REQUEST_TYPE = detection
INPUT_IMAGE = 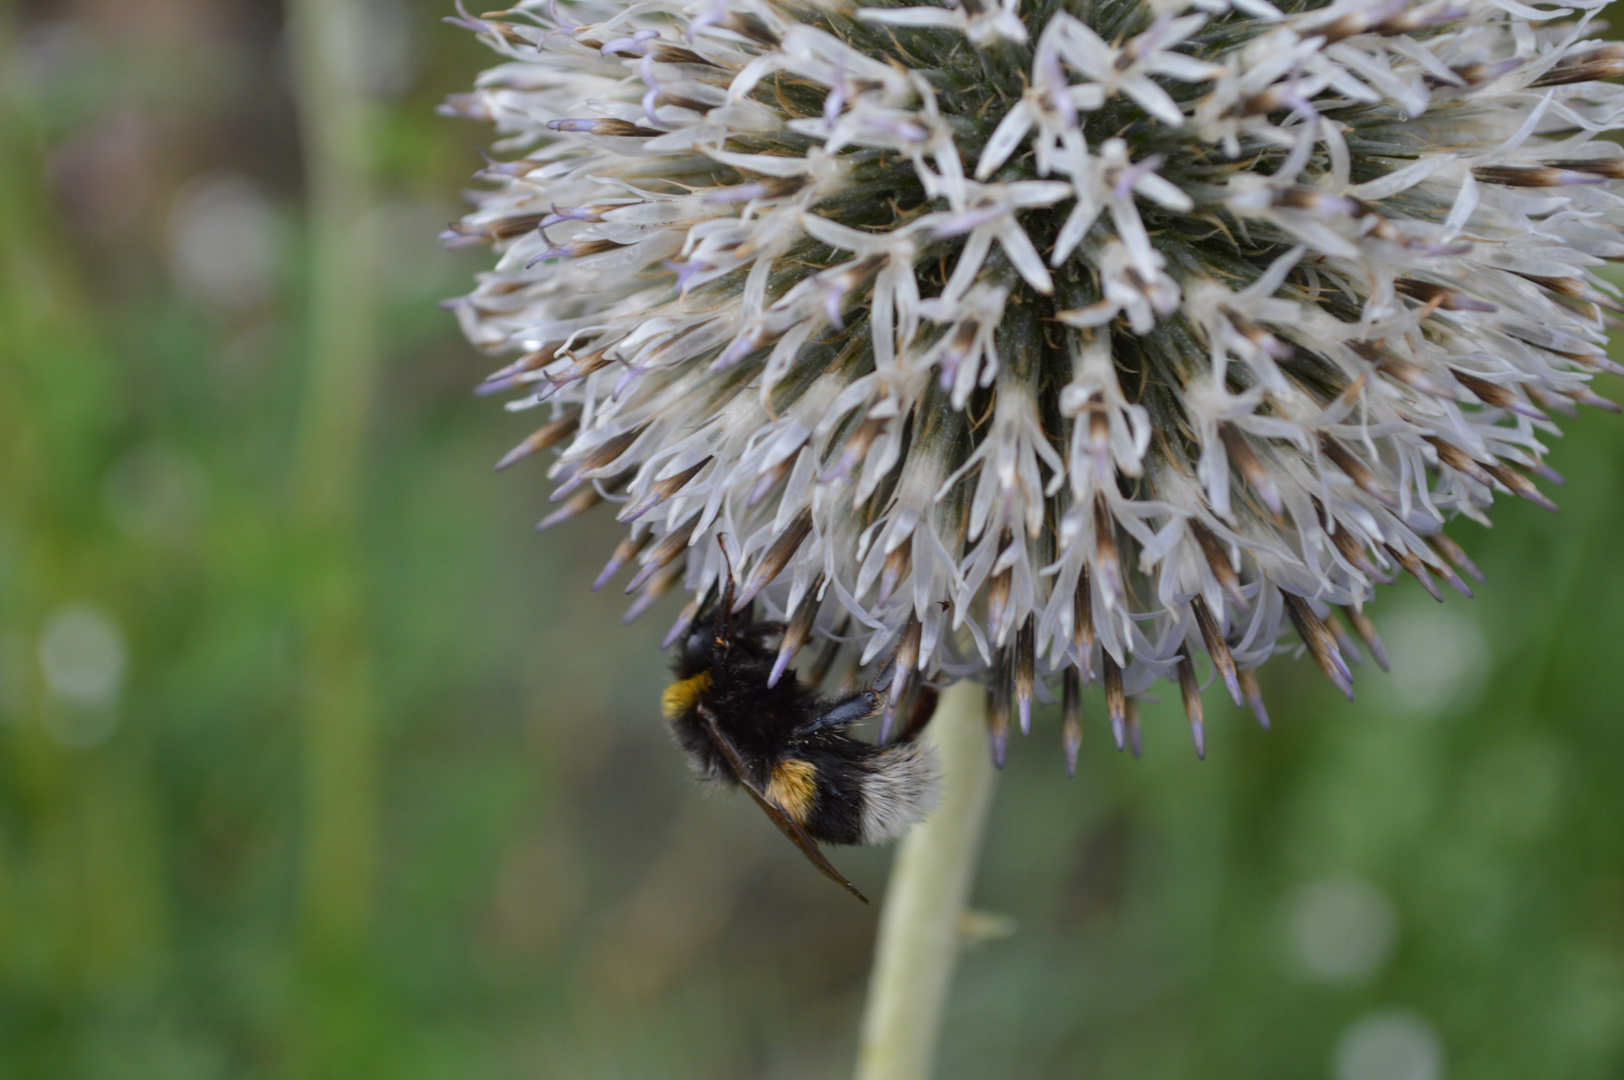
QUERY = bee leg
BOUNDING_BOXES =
[870,654,897,693]
[715,534,737,643]
[697,703,869,903]
[795,689,879,736]
[897,684,940,744]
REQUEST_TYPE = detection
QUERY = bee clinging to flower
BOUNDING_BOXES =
[444,0,1624,765]
[662,544,939,900]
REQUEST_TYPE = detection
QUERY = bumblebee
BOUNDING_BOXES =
[663,570,940,902]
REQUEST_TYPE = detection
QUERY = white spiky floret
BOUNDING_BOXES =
[443,0,1624,768]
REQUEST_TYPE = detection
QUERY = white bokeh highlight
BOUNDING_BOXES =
[38,603,127,747]
[1335,1009,1445,1080]
[1379,606,1490,717]
[168,173,280,312]
[1286,874,1398,983]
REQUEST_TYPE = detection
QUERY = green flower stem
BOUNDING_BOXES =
[287,0,381,957]
[855,679,997,1080]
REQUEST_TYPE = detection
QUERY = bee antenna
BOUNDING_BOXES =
[715,533,737,646]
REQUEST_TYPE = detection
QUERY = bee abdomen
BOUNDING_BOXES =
[855,742,939,844]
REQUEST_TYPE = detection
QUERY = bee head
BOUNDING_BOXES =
[682,623,718,667]
[676,605,778,675]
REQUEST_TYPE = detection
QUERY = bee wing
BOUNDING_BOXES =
[697,705,869,904]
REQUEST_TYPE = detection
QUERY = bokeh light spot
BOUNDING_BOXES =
[1286,874,1398,983]
[1334,1010,1444,1080]
[38,603,126,712]
[1377,606,1489,717]
[168,173,280,312]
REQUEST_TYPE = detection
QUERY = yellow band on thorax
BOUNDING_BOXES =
[661,671,713,720]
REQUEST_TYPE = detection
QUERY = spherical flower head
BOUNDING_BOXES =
[443,0,1623,766]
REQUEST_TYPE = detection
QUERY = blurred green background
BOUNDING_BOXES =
[2,1,1623,1078]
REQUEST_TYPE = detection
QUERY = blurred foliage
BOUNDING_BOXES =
[0,1,1622,1078]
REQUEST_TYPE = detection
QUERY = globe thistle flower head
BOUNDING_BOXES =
[444,0,1623,766]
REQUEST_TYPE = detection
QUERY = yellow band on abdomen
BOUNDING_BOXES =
[767,758,818,825]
